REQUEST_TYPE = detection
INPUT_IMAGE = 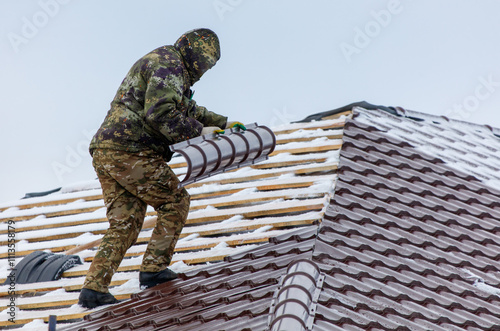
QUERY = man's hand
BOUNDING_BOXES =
[225,121,246,130]
[201,126,222,135]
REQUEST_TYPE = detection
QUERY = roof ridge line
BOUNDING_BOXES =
[352,106,500,137]
[266,259,325,331]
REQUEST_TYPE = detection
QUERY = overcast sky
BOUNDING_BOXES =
[1,0,500,203]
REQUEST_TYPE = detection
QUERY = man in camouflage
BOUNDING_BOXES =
[79,28,233,309]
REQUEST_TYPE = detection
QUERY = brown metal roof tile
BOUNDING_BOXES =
[63,107,500,330]
[312,110,500,329]
[68,224,319,331]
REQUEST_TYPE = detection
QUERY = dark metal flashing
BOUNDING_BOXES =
[5,251,82,284]
[294,101,397,123]
[22,187,61,199]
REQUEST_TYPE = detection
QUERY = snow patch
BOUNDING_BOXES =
[59,180,101,194]
[113,278,141,294]
[253,225,273,233]
[212,242,229,250]
[19,318,47,330]
[463,269,500,296]
[178,233,200,242]
[221,215,244,224]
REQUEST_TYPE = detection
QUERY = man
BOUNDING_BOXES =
[78,28,237,309]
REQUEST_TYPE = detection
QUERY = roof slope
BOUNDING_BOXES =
[3,104,500,330]
[69,106,500,330]
[67,226,319,330]
[314,108,500,329]
[0,117,342,329]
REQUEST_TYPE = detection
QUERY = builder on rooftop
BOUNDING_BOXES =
[78,28,244,309]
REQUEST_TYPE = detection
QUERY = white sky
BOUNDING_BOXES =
[1,0,500,203]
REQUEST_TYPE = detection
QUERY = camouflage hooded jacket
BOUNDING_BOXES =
[89,28,227,160]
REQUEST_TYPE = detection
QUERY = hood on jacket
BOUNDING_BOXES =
[174,28,221,85]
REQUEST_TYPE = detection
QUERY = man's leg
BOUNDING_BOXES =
[132,155,190,274]
[140,185,190,273]
[81,149,190,295]
[82,149,147,294]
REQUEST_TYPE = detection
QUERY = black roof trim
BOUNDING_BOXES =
[294,101,398,123]
[23,187,61,199]
[4,251,82,285]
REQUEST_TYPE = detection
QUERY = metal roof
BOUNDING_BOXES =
[3,104,500,330]
[66,106,500,330]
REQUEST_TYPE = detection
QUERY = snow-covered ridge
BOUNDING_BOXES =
[354,107,500,191]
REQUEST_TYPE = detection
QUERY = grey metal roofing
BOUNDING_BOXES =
[43,105,500,329]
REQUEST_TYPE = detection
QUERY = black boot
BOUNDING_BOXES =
[139,268,178,289]
[78,288,119,309]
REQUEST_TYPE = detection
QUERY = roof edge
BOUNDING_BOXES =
[293,101,397,123]
[352,105,500,138]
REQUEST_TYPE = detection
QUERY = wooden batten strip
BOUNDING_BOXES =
[4,199,316,258]
[0,311,103,327]
[186,163,337,188]
[0,229,108,245]
[0,278,129,297]
[270,143,342,156]
[189,189,325,210]
[0,206,104,222]
[1,173,334,239]
[0,217,108,236]
[276,133,343,144]
[250,157,328,169]
[1,157,336,225]
[63,241,261,277]
[186,198,326,224]
[272,121,345,135]
[1,192,327,258]
[96,215,320,259]
[0,194,102,214]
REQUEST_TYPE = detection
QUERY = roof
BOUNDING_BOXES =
[0,113,342,329]
[2,103,500,330]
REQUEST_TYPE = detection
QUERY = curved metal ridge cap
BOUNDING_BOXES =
[267,259,325,331]
[169,123,276,187]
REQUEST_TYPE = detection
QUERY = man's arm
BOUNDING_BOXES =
[186,98,227,129]
[142,67,204,144]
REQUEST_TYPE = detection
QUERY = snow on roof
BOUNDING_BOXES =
[354,107,500,188]
[0,115,344,328]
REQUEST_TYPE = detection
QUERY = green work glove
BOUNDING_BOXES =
[225,121,246,131]
[201,126,222,135]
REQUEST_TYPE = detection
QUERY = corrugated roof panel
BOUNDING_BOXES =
[6,105,500,329]
[66,226,318,330]
[313,112,500,329]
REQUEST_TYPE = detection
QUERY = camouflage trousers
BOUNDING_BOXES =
[83,148,190,293]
